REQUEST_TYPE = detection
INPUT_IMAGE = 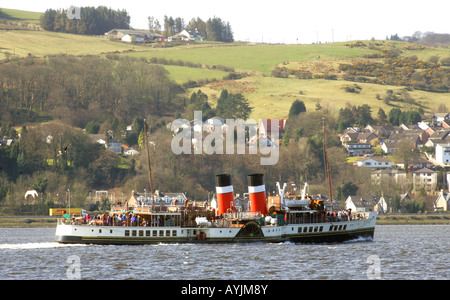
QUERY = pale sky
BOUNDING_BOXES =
[2,0,449,44]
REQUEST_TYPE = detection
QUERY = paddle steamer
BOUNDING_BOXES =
[55,119,377,245]
[55,173,376,245]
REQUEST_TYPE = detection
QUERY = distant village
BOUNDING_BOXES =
[260,112,450,213]
[4,111,449,214]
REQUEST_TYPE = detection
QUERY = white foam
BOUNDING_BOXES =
[0,242,87,250]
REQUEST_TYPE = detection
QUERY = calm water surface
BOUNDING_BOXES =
[0,225,448,280]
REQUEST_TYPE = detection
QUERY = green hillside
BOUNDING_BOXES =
[1,9,449,120]
[0,7,42,23]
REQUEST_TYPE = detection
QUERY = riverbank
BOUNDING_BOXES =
[376,214,450,225]
[0,214,449,228]
[0,216,58,228]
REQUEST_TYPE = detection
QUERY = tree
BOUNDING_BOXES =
[354,104,373,127]
[389,108,402,126]
[205,17,234,42]
[40,6,130,35]
[85,121,100,134]
[377,108,387,125]
[395,139,419,172]
[336,182,359,200]
[215,90,253,120]
[288,100,306,118]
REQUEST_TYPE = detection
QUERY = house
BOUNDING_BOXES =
[442,119,450,129]
[248,135,277,148]
[105,29,164,42]
[108,138,122,154]
[24,189,39,204]
[127,191,187,207]
[412,168,437,193]
[435,143,450,165]
[432,113,450,123]
[340,127,359,143]
[0,138,14,147]
[381,130,428,154]
[88,134,107,147]
[375,196,388,213]
[434,190,450,211]
[340,131,359,144]
[395,156,433,170]
[354,156,393,169]
[357,132,378,144]
[371,169,407,186]
[424,129,450,147]
[381,141,396,154]
[399,123,420,131]
[122,33,146,43]
[344,143,371,156]
[170,29,203,42]
[124,147,140,156]
[345,196,375,212]
[258,119,287,141]
[364,125,400,138]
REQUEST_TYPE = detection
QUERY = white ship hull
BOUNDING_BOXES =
[55,212,377,245]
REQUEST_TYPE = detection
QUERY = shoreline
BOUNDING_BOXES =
[0,214,449,228]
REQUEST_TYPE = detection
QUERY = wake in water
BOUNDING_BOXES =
[0,242,87,250]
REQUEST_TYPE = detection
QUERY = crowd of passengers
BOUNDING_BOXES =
[327,209,352,221]
[68,212,172,227]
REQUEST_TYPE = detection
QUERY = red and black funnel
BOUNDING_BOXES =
[248,173,267,216]
[215,174,235,215]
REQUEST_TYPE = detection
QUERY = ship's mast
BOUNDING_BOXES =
[323,118,333,213]
[144,119,155,211]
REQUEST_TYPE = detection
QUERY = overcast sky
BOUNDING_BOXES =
[2,0,449,44]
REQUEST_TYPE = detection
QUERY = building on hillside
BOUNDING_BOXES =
[105,29,164,42]
[258,119,287,142]
[435,143,450,165]
[375,196,389,214]
[170,29,203,42]
[412,168,437,194]
[371,169,408,186]
[353,156,393,169]
[345,196,376,212]
[122,33,146,43]
[434,190,450,211]
[345,143,372,156]
[108,138,122,154]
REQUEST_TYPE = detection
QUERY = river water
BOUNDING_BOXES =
[0,225,448,280]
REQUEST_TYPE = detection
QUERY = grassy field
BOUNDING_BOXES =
[1,8,449,120]
[376,214,450,225]
[0,216,58,228]
[0,30,152,60]
[128,42,373,74]
[0,7,42,24]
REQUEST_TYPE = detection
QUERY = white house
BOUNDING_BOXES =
[434,190,450,211]
[375,196,388,213]
[354,156,393,169]
[345,196,375,212]
[170,29,203,42]
[124,147,140,156]
[122,34,145,43]
[435,143,450,165]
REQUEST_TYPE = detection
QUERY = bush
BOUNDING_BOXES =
[343,84,362,94]
[441,57,450,66]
